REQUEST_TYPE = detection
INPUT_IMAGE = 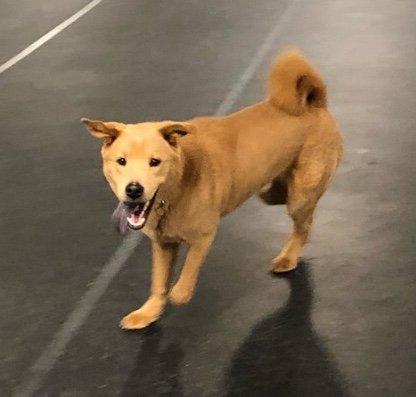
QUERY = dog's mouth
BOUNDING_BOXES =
[111,192,158,234]
[125,192,158,230]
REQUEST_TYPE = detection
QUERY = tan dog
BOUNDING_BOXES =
[82,49,342,330]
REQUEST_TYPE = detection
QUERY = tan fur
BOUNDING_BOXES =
[83,49,342,329]
[268,48,327,115]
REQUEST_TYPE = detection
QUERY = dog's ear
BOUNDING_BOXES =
[81,118,124,144]
[160,123,194,147]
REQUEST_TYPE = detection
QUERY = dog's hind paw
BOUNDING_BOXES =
[120,310,158,330]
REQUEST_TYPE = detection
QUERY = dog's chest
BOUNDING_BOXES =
[141,210,186,243]
[159,216,188,243]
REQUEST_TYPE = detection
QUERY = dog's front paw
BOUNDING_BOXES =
[169,284,193,305]
[120,309,158,330]
[271,256,298,273]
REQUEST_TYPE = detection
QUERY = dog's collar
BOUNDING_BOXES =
[154,198,170,234]
[157,199,167,210]
[155,198,168,216]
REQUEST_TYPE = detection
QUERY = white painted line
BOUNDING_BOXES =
[215,0,301,116]
[13,1,299,394]
[13,232,142,397]
[0,0,103,75]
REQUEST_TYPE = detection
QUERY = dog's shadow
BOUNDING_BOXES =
[120,262,348,397]
[224,261,349,397]
[120,326,184,397]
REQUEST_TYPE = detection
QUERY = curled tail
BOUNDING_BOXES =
[268,49,327,116]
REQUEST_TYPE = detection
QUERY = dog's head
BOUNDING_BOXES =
[82,118,192,230]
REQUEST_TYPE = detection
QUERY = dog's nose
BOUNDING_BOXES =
[125,182,144,200]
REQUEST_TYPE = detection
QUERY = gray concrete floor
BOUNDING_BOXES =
[1,0,415,396]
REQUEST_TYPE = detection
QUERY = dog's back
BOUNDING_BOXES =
[187,49,341,213]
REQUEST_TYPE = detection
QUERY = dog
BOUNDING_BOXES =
[82,49,342,330]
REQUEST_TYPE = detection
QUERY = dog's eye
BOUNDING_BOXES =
[149,158,161,167]
[117,157,126,166]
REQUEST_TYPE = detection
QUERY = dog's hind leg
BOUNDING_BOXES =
[272,150,339,273]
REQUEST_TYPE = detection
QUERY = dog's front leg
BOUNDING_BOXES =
[120,240,178,330]
[169,233,216,305]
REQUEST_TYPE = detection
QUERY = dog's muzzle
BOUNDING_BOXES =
[111,192,158,234]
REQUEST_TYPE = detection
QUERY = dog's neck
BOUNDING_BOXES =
[156,142,203,212]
